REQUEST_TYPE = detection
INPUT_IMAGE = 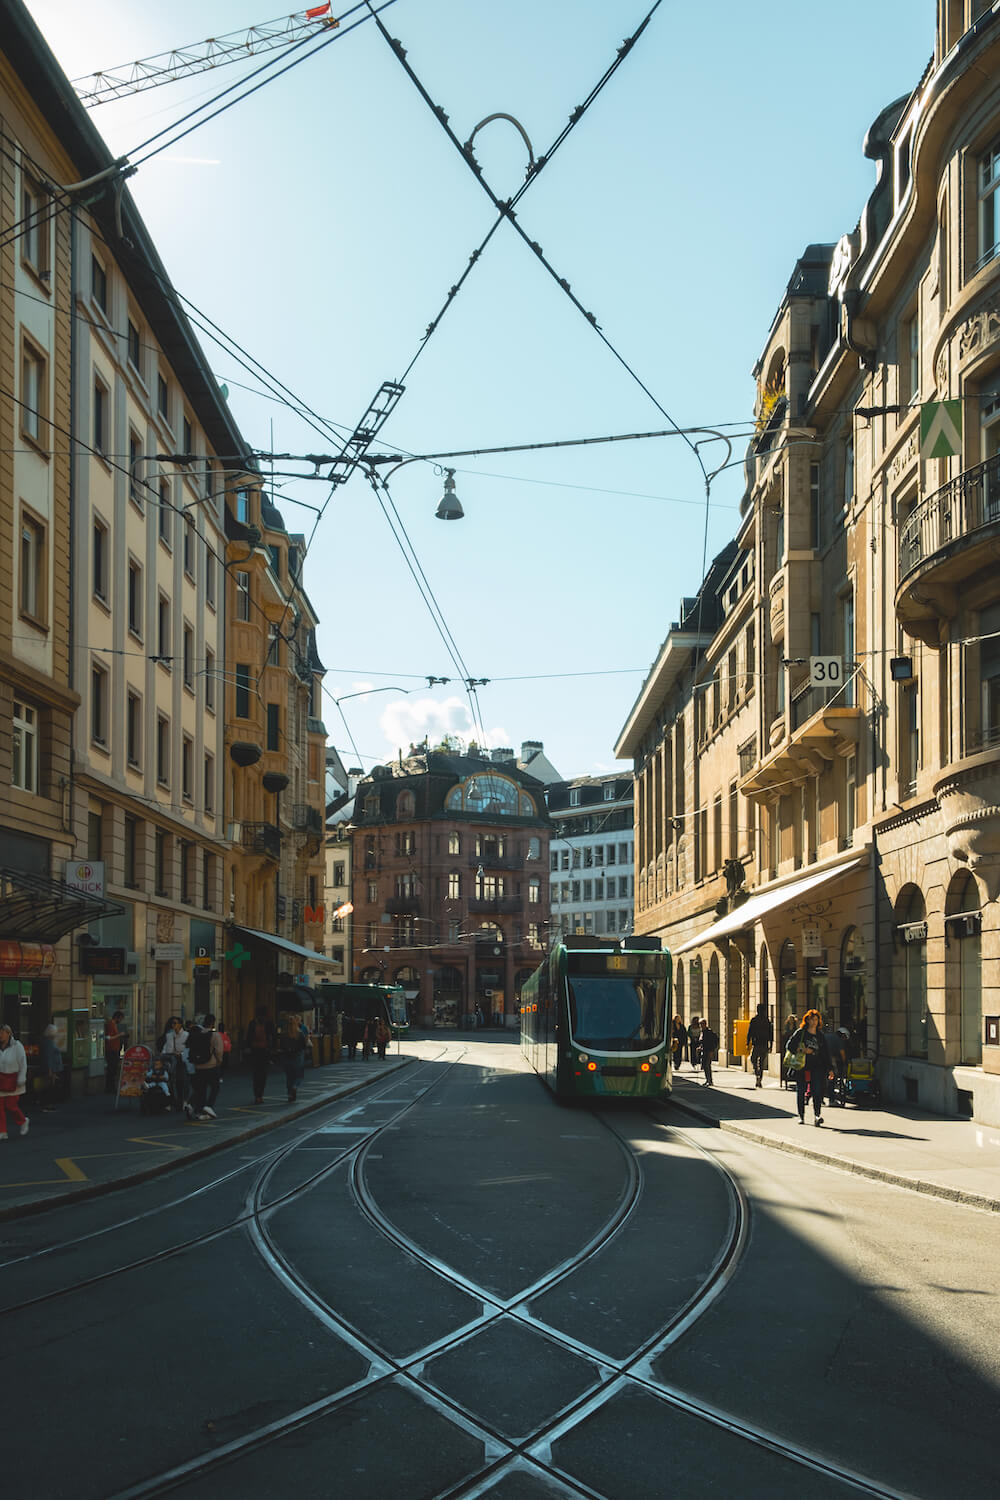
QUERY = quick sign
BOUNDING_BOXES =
[64,859,105,899]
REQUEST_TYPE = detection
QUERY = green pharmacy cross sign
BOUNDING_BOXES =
[920,400,963,459]
[224,942,251,970]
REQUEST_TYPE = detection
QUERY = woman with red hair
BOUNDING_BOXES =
[786,1009,833,1127]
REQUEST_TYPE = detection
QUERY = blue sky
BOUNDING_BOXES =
[29,0,934,778]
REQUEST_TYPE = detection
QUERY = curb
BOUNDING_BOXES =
[0,1056,415,1225]
[665,1095,1000,1216]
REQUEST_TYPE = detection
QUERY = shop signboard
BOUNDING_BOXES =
[153,944,184,962]
[64,859,105,899]
[116,1044,151,1107]
[800,925,823,960]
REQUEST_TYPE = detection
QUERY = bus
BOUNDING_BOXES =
[521,937,671,1101]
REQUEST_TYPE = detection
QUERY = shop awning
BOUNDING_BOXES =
[673,854,868,956]
[0,867,124,943]
[232,925,338,966]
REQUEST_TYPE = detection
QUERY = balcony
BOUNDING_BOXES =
[240,822,281,861]
[897,454,1000,646]
[739,704,863,804]
[469,896,521,915]
[385,895,420,916]
[468,853,524,871]
[291,804,324,837]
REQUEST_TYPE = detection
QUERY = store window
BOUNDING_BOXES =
[896,887,928,1059]
[778,939,798,1021]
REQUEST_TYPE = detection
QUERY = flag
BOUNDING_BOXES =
[305,3,333,18]
[333,901,353,919]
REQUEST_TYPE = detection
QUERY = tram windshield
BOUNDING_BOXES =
[567,975,665,1051]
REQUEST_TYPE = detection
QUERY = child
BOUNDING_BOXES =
[141,1057,172,1115]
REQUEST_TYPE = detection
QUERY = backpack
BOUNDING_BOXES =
[250,1021,269,1050]
[187,1027,213,1066]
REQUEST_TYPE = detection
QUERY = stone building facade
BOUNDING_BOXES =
[618,0,1000,1126]
[547,774,635,942]
[349,748,551,1026]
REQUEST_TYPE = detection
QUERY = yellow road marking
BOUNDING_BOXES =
[127,1137,187,1151]
[54,1157,87,1182]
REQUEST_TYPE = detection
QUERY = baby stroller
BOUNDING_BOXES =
[840,1057,881,1107]
[140,1061,173,1115]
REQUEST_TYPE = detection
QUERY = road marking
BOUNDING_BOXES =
[55,1157,87,1182]
[127,1137,187,1151]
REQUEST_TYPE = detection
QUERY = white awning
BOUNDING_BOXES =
[673,854,868,955]
[233,926,338,966]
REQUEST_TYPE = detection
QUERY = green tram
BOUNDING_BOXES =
[520,937,672,1101]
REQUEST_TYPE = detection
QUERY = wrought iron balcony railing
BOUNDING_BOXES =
[898,453,1000,582]
[240,822,281,860]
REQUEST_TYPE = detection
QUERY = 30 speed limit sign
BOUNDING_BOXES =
[810,656,843,687]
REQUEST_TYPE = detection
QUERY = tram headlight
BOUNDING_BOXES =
[578,1053,589,1063]
[649,1055,659,1065]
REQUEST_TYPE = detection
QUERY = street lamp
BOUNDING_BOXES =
[435,469,463,521]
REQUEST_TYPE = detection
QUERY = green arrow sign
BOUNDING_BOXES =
[223,942,251,970]
[920,400,962,459]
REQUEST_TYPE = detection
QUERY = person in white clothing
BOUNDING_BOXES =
[160,1015,189,1112]
[0,1023,29,1139]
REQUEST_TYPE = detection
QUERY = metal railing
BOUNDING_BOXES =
[240,822,281,860]
[898,453,1000,581]
[291,804,323,836]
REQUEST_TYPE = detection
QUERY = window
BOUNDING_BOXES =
[91,661,109,746]
[93,519,109,603]
[156,715,170,786]
[606,845,616,866]
[12,700,38,792]
[203,460,213,501]
[236,571,250,621]
[618,843,629,864]
[183,624,194,689]
[204,753,215,813]
[569,787,581,806]
[843,438,854,511]
[129,431,144,509]
[267,624,281,666]
[203,852,216,911]
[20,338,46,446]
[333,861,346,887]
[844,752,857,843]
[367,880,378,905]
[127,319,141,375]
[158,479,171,544]
[19,511,46,625]
[183,516,195,578]
[127,558,143,638]
[978,138,1000,273]
[93,376,109,456]
[809,463,821,549]
[236,489,251,524]
[126,691,142,767]
[157,374,169,420]
[91,255,107,312]
[528,923,540,947]
[267,544,282,578]
[900,685,920,799]
[901,307,919,403]
[21,172,49,279]
[266,703,280,751]
[124,816,138,887]
[180,842,192,903]
[448,871,461,899]
[205,648,216,711]
[182,736,193,802]
[235,664,251,719]
[157,594,171,665]
[183,417,193,458]
[155,829,169,896]
[842,591,855,707]
[582,879,592,901]
[205,551,216,609]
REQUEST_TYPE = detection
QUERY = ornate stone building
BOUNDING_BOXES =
[618,0,1000,1125]
[349,747,552,1026]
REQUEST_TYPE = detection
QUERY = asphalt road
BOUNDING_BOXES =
[7,1035,999,1499]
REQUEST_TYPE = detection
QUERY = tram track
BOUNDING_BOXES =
[33,1050,921,1500]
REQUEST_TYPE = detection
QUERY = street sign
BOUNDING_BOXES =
[801,925,823,959]
[920,400,962,458]
[810,656,843,688]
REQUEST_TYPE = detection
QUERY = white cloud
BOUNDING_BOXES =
[379,695,512,757]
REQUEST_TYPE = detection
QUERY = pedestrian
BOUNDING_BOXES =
[785,1008,834,1126]
[40,1023,65,1110]
[827,1026,851,1106]
[361,1018,372,1062]
[779,1013,799,1088]
[699,1017,719,1086]
[746,1003,773,1089]
[375,1015,390,1060]
[688,1016,701,1071]
[218,1022,232,1075]
[104,1009,125,1093]
[342,1015,363,1061]
[670,1015,686,1070]
[245,1007,276,1104]
[186,1014,223,1120]
[160,1016,189,1112]
[278,1013,307,1102]
[0,1023,29,1138]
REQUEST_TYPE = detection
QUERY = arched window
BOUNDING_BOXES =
[779,939,798,1020]
[946,872,982,1066]
[896,887,927,1059]
[445,774,527,816]
[396,789,415,817]
[840,927,866,1048]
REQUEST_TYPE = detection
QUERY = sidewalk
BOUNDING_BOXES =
[668,1061,1000,1213]
[0,1049,414,1222]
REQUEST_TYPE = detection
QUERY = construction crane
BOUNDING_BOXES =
[72,5,339,107]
